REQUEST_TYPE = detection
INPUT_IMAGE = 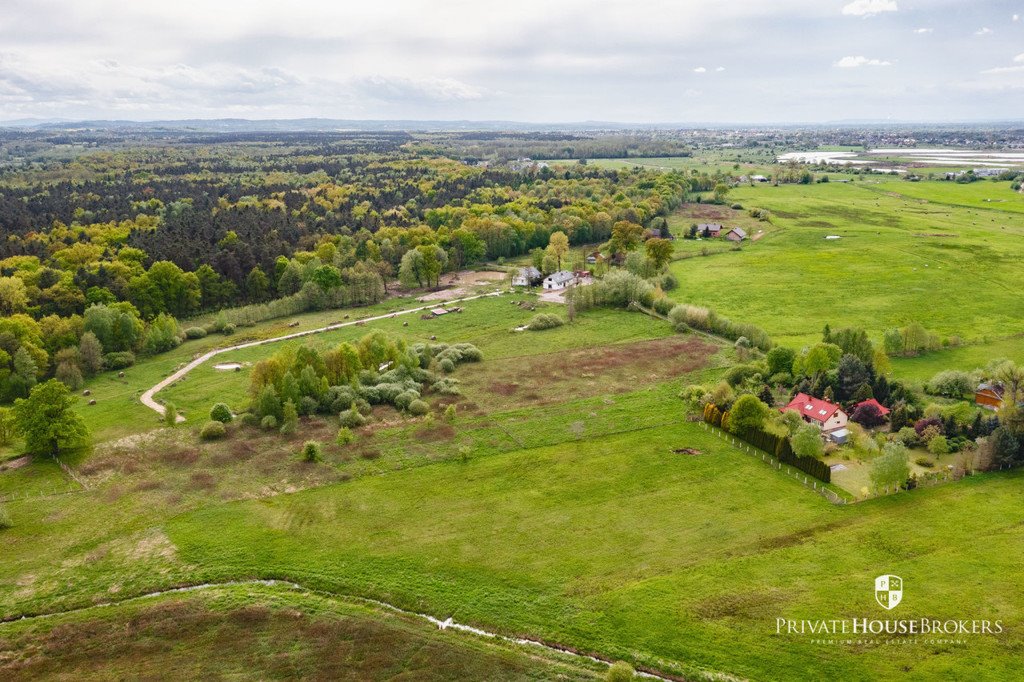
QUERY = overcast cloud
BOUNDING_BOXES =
[1,0,1023,123]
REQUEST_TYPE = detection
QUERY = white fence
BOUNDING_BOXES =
[700,421,847,505]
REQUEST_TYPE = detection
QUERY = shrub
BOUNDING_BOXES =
[527,313,564,331]
[200,420,226,440]
[336,427,354,445]
[222,323,236,335]
[915,456,935,467]
[301,440,322,463]
[163,402,178,427]
[339,406,367,429]
[438,358,456,373]
[55,361,84,391]
[260,415,278,430]
[280,400,299,435]
[239,412,260,428]
[444,404,457,422]
[431,377,462,396]
[184,326,208,339]
[407,399,430,416]
[928,435,950,456]
[394,390,419,411]
[209,403,233,423]
[925,370,973,398]
[103,351,136,369]
[606,661,635,682]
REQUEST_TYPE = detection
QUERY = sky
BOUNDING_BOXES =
[1,0,1023,124]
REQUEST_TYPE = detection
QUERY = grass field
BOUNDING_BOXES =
[162,426,1024,681]
[2,289,1022,680]
[4,171,1024,681]
[0,583,601,680]
[667,179,1024,365]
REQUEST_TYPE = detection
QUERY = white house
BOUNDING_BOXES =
[512,266,541,287]
[782,393,849,433]
[542,270,576,290]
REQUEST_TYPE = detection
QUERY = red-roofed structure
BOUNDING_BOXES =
[854,398,890,417]
[782,392,849,432]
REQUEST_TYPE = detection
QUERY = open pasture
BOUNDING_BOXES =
[669,179,1024,356]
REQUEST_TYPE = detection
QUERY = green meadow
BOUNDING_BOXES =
[668,178,1024,371]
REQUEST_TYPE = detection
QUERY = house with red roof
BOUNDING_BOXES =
[853,398,890,418]
[782,392,849,433]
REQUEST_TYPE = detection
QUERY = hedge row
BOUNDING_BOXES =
[703,404,830,483]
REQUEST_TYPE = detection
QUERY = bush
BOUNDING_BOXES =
[339,406,367,429]
[163,402,178,427]
[407,399,430,416]
[103,351,136,369]
[438,358,456,373]
[925,370,973,398]
[222,323,236,335]
[301,440,322,463]
[606,661,635,682]
[260,415,279,430]
[394,390,419,411]
[915,456,935,467]
[184,326,208,339]
[336,427,355,445]
[444,404,457,422]
[527,313,564,331]
[239,412,260,428]
[209,403,233,423]
[200,420,226,440]
[280,400,298,435]
[928,434,950,456]
[431,377,462,396]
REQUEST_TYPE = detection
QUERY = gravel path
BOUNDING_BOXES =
[139,291,503,417]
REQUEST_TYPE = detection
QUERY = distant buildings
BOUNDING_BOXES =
[725,227,747,242]
[512,266,541,287]
[697,223,722,238]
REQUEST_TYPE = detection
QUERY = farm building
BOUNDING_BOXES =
[542,270,577,290]
[512,266,541,287]
[854,398,890,419]
[698,223,722,238]
[725,227,747,242]
[782,393,848,433]
[975,382,1005,409]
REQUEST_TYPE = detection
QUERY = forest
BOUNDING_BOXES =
[0,131,692,403]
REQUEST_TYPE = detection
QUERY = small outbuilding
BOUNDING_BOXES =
[853,398,890,418]
[828,428,851,445]
[725,227,748,242]
[697,223,722,238]
[975,382,1004,410]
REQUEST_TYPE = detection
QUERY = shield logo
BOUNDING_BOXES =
[874,575,903,610]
